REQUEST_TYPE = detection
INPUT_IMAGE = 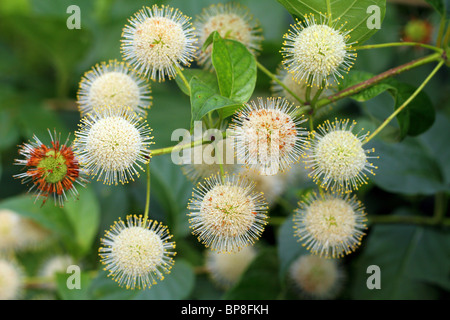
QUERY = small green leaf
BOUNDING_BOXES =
[339,71,435,138]
[189,76,241,129]
[277,0,387,44]
[211,32,257,103]
[175,68,219,96]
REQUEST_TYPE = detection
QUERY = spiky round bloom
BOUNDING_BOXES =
[289,254,343,299]
[14,130,86,207]
[194,3,263,70]
[302,119,377,193]
[188,174,268,253]
[121,5,197,82]
[230,97,307,176]
[180,138,236,182]
[39,255,74,278]
[0,258,23,300]
[74,107,153,185]
[206,245,257,289]
[271,66,324,104]
[239,167,287,207]
[0,209,50,252]
[77,59,152,116]
[293,191,367,258]
[99,215,176,290]
[281,14,356,87]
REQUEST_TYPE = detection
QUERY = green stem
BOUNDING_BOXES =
[256,60,306,106]
[326,0,332,25]
[436,17,446,47]
[443,24,450,47]
[353,41,442,53]
[432,192,447,225]
[150,131,227,157]
[143,162,151,221]
[316,52,442,109]
[175,65,190,95]
[368,215,450,227]
[364,59,445,144]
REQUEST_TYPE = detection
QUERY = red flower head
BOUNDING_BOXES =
[14,130,86,207]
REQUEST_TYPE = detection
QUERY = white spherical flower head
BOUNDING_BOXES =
[0,209,21,251]
[240,168,288,207]
[289,254,343,299]
[231,97,307,176]
[181,138,236,182]
[194,3,262,69]
[121,5,197,82]
[0,209,50,252]
[99,215,176,290]
[303,119,378,193]
[0,259,23,300]
[293,192,367,258]
[206,246,257,289]
[282,14,356,87]
[188,174,268,253]
[77,60,151,116]
[74,107,153,185]
[40,255,74,278]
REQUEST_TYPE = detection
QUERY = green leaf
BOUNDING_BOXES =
[63,186,101,257]
[370,138,446,195]
[425,0,450,19]
[88,261,195,301]
[418,113,450,187]
[223,247,281,300]
[211,32,257,103]
[350,211,450,299]
[56,271,93,300]
[338,70,393,102]
[189,76,241,129]
[277,214,310,280]
[0,194,74,241]
[277,0,386,44]
[338,71,435,138]
[134,259,195,300]
[390,83,435,138]
[149,155,194,238]
[175,68,219,96]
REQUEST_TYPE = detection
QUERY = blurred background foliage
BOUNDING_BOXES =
[0,0,449,300]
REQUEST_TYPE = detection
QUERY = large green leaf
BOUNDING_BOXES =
[350,210,450,299]
[56,271,94,300]
[370,138,445,195]
[223,247,281,300]
[277,0,386,44]
[277,214,310,280]
[88,259,195,300]
[134,259,195,300]
[211,32,257,103]
[425,0,450,19]
[63,186,101,257]
[149,155,194,238]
